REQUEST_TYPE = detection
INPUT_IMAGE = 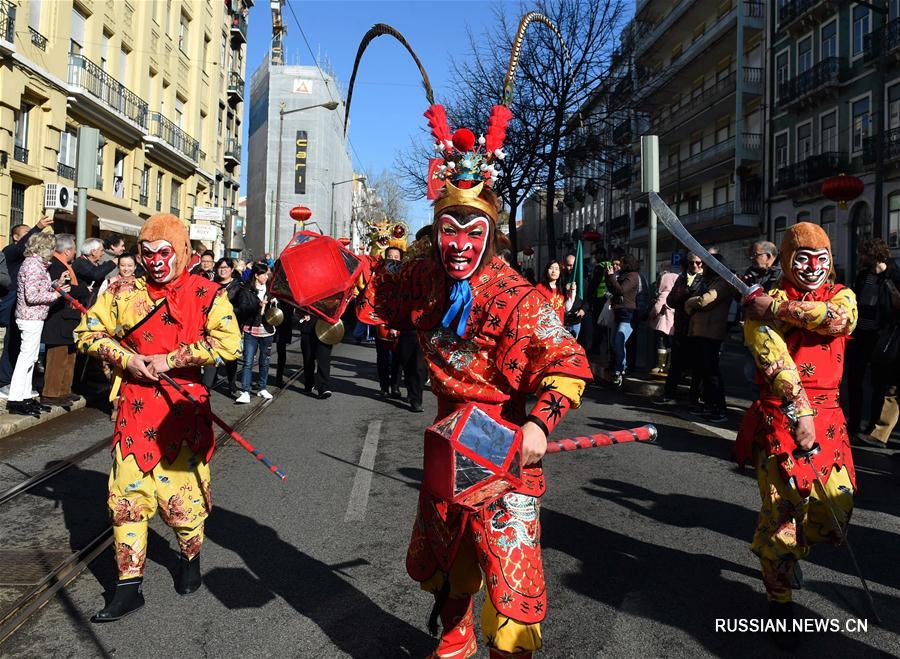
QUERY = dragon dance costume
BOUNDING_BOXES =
[75,214,241,622]
[349,16,590,657]
[735,222,857,607]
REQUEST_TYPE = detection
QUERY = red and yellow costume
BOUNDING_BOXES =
[735,222,857,604]
[75,214,241,619]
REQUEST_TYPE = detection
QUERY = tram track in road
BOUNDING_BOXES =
[0,361,306,647]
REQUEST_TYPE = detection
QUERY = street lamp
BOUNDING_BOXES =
[273,99,340,253]
[330,176,364,237]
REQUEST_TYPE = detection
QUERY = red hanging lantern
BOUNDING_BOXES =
[337,236,351,246]
[289,205,313,223]
[522,246,535,256]
[821,174,864,209]
[582,230,602,242]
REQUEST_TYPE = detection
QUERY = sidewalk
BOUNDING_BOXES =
[0,395,88,440]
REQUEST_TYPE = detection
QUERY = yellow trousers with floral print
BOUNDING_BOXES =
[421,529,542,656]
[108,442,211,580]
[751,449,853,603]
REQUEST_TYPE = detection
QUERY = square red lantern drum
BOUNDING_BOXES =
[269,231,365,324]
[423,403,524,510]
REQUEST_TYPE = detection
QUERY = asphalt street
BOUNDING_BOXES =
[1,339,899,658]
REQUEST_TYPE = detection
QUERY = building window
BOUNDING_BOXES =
[821,111,838,152]
[156,172,163,211]
[889,195,900,248]
[179,13,189,52]
[798,36,812,73]
[96,144,104,189]
[852,97,871,152]
[175,97,185,129]
[853,5,871,58]
[100,31,109,72]
[14,103,31,155]
[10,183,26,225]
[889,84,900,130]
[821,205,837,247]
[821,20,837,59]
[797,211,811,223]
[70,8,86,55]
[775,51,789,99]
[775,131,788,170]
[119,47,129,86]
[690,133,703,156]
[171,179,182,215]
[140,165,150,206]
[58,127,77,170]
[113,151,125,198]
[28,0,41,30]
[668,148,679,168]
[797,122,813,160]
[716,118,730,143]
[774,216,788,246]
[713,180,729,205]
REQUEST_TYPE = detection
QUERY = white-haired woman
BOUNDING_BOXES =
[8,233,70,417]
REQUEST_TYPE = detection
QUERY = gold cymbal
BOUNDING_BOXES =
[315,319,345,345]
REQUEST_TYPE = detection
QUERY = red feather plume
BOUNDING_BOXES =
[485,105,513,152]
[424,104,453,147]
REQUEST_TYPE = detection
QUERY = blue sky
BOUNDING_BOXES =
[240,1,516,233]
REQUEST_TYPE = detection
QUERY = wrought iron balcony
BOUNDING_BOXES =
[57,162,75,179]
[742,132,762,156]
[676,136,735,178]
[28,26,47,50]
[224,137,240,166]
[775,151,846,191]
[864,18,900,62]
[778,0,825,32]
[610,213,630,233]
[227,71,244,103]
[612,120,631,145]
[148,112,200,162]
[13,145,27,163]
[777,57,845,108]
[863,128,900,164]
[0,0,14,45]
[655,72,736,134]
[230,12,247,44]
[68,54,149,128]
[680,201,735,226]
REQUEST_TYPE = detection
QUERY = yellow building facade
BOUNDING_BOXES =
[0,0,249,249]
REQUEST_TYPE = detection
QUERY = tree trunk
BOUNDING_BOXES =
[545,132,561,261]
[507,192,519,270]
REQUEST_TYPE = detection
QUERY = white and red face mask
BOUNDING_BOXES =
[437,214,490,281]
[791,248,831,290]
[140,239,178,283]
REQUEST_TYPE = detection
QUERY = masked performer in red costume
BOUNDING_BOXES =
[75,214,241,622]
[737,222,857,644]
[349,17,591,659]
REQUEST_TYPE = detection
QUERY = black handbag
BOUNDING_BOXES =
[874,323,900,365]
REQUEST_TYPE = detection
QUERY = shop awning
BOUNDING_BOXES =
[86,199,144,237]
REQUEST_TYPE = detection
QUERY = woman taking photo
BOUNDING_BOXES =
[605,254,641,387]
[233,262,276,403]
[536,261,566,323]
[9,233,69,417]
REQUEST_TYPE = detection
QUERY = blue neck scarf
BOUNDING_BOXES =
[442,279,473,337]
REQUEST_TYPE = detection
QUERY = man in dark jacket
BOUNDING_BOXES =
[0,215,53,392]
[845,238,900,439]
[41,234,90,405]
[741,240,782,292]
[73,238,116,305]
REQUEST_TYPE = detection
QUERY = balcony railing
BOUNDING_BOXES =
[171,206,181,217]
[681,201,735,226]
[612,120,631,144]
[743,132,762,154]
[863,128,900,164]
[635,0,691,56]
[57,162,75,179]
[148,112,200,161]
[864,17,900,62]
[777,57,845,107]
[0,0,14,44]
[656,71,736,134]
[224,137,240,163]
[227,70,244,99]
[744,66,763,86]
[744,1,763,17]
[230,12,247,43]
[13,145,27,163]
[778,0,821,31]
[776,151,846,191]
[139,193,148,206]
[29,26,47,50]
[68,54,149,128]
[671,136,736,179]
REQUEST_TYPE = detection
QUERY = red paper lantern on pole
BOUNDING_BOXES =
[522,246,535,256]
[821,174,864,209]
[582,230,602,242]
[289,205,313,223]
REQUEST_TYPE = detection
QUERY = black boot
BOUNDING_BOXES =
[767,600,800,651]
[389,386,402,399]
[91,577,145,623]
[7,401,40,418]
[176,554,202,595]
